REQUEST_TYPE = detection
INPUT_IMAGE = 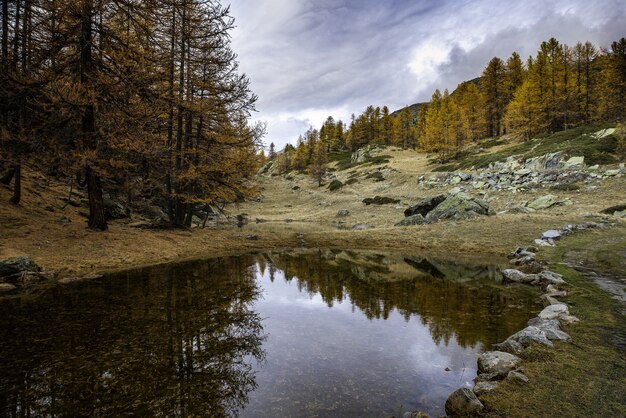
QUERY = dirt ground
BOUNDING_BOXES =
[1,147,624,278]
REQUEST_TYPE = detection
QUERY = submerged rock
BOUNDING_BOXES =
[478,351,522,375]
[445,387,484,417]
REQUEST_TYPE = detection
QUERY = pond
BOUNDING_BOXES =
[0,250,542,417]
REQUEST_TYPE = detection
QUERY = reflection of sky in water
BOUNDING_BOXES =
[242,265,481,418]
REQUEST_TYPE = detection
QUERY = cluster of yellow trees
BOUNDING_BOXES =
[273,37,626,170]
[0,0,262,230]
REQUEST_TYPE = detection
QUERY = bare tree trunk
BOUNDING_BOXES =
[165,3,176,227]
[80,0,106,231]
[1,0,8,67]
[86,165,106,230]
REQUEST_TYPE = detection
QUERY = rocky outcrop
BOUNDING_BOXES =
[445,387,484,417]
[404,195,446,217]
[397,193,494,226]
[425,193,494,221]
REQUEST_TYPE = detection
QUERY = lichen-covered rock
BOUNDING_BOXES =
[478,351,522,375]
[493,338,525,356]
[445,387,484,417]
[502,269,539,285]
[425,193,494,221]
[0,256,40,278]
[538,270,566,286]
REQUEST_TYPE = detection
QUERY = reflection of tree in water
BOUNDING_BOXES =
[0,257,265,417]
[261,250,541,349]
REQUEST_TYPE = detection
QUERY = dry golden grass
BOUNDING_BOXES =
[1,149,625,279]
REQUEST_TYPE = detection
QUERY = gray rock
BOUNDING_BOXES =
[473,381,499,395]
[0,256,40,278]
[507,371,530,384]
[395,214,428,227]
[541,230,563,241]
[245,235,261,241]
[534,238,555,247]
[478,351,522,375]
[538,303,569,320]
[337,209,350,217]
[502,269,539,285]
[539,270,566,286]
[527,317,572,342]
[507,326,553,347]
[493,339,525,356]
[559,314,580,325]
[528,195,561,210]
[445,387,484,417]
[404,195,446,217]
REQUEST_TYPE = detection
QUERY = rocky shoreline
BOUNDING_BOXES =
[438,220,615,418]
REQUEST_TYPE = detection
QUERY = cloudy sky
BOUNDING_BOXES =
[229,0,626,150]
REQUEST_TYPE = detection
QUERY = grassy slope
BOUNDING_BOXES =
[436,124,618,171]
[482,226,626,418]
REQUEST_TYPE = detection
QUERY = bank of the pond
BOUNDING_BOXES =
[476,226,626,418]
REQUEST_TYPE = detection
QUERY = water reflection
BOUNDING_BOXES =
[0,250,541,417]
[0,257,265,417]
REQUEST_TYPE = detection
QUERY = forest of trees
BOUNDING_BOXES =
[0,0,263,230]
[270,37,626,173]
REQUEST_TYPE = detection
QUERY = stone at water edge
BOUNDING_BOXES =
[527,317,572,342]
[445,387,484,417]
[502,269,539,285]
[538,303,569,320]
[539,270,566,286]
[493,338,525,356]
[473,381,499,395]
[506,326,553,348]
[478,351,522,375]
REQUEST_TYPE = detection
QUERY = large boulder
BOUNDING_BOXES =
[477,351,522,375]
[0,256,40,278]
[425,193,494,222]
[445,387,484,417]
[404,195,446,217]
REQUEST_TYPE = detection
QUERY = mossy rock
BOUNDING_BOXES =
[328,180,344,191]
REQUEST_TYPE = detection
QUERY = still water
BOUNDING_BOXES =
[0,250,542,417]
